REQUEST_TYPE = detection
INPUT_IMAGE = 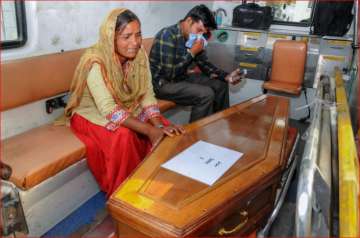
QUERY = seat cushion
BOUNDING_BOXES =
[263,81,302,95]
[2,99,175,190]
[1,125,86,190]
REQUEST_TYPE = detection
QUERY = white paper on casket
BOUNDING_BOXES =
[161,140,243,186]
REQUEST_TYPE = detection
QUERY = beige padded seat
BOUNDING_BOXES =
[1,125,86,190]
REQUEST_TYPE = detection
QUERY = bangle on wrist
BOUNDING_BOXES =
[187,49,195,58]
[155,124,164,129]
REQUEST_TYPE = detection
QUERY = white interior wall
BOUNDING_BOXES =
[2,1,213,61]
[1,1,214,139]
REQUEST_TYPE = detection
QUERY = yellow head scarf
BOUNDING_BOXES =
[65,8,149,117]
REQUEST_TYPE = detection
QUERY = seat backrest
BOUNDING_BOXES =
[1,38,155,112]
[142,38,154,56]
[270,40,307,86]
[1,49,85,111]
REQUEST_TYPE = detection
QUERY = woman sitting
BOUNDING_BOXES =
[65,8,184,197]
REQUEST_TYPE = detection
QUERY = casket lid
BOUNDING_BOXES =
[108,95,289,237]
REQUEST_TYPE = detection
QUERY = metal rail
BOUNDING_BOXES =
[336,68,360,237]
[257,133,300,237]
[295,76,328,236]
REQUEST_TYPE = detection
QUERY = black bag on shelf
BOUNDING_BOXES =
[232,3,273,30]
[312,1,354,36]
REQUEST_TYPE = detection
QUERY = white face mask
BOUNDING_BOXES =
[185,33,208,49]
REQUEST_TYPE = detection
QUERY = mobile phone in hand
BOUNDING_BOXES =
[239,68,247,76]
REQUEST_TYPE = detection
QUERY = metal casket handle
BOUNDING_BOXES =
[218,210,249,236]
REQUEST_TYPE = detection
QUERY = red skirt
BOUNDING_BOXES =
[71,113,167,197]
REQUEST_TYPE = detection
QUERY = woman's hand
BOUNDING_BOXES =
[147,124,185,150]
[147,127,164,146]
[147,123,185,148]
[162,124,185,137]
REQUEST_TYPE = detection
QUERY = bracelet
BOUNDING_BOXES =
[155,124,164,129]
[187,49,195,58]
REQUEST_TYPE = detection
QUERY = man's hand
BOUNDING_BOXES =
[189,39,204,56]
[225,68,244,85]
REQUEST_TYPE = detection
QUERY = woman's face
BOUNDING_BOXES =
[115,20,142,63]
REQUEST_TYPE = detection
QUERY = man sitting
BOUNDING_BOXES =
[149,4,243,122]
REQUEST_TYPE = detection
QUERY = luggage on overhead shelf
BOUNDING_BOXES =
[232,3,273,30]
[312,1,354,36]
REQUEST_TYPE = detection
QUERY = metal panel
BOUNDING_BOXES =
[236,31,267,48]
[210,29,238,45]
[237,62,267,81]
[295,75,337,236]
[314,55,349,88]
[295,36,321,88]
[313,39,353,88]
[320,39,352,57]
[207,43,237,73]
[295,76,325,236]
[208,28,353,93]
[235,46,265,64]
[265,33,292,49]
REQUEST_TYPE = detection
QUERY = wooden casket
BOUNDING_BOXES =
[108,95,290,237]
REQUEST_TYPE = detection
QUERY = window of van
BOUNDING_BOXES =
[1,1,27,49]
[258,1,314,26]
